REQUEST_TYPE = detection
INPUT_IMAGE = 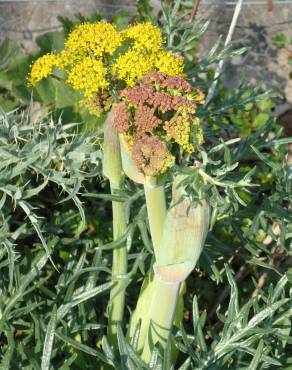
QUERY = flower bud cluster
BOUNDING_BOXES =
[132,136,173,177]
[113,72,205,176]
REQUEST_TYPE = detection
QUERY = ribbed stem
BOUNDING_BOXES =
[108,181,127,345]
[126,183,166,350]
[144,183,166,255]
[141,279,180,362]
[102,111,128,346]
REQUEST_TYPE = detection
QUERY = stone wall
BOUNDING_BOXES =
[0,0,136,52]
[196,2,292,102]
[0,1,291,102]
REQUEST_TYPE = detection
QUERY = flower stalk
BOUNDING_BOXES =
[141,175,210,362]
[127,181,167,351]
[141,279,180,361]
[28,17,214,365]
[103,111,127,346]
[116,73,206,356]
[108,181,127,344]
[144,179,167,254]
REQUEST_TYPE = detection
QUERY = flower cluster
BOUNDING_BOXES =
[29,53,59,85]
[66,57,109,98]
[122,22,163,52]
[112,49,184,88]
[111,50,155,88]
[132,136,173,177]
[82,91,114,117]
[113,72,205,176]
[64,22,122,58]
[28,21,184,116]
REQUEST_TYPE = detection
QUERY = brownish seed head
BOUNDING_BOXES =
[132,136,172,176]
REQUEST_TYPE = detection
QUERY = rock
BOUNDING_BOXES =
[0,0,136,52]
[195,2,292,102]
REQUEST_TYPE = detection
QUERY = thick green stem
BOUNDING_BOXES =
[102,111,127,346]
[140,176,210,363]
[127,183,166,350]
[108,181,127,344]
[144,183,166,255]
[141,279,180,362]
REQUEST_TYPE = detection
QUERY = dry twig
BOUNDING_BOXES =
[252,272,267,298]
[205,0,244,105]
[189,0,201,22]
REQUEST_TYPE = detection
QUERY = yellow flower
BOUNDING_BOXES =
[112,49,155,87]
[112,48,185,87]
[66,57,109,98]
[65,22,122,58]
[57,49,81,70]
[160,152,175,174]
[122,132,135,151]
[155,50,185,77]
[122,22,163,52]
[28,53,58,85]
[196,126,204,145]
[28,20,188,123]
[164,112,195,153]
[82,92,114,117]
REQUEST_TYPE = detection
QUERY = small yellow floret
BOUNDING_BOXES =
[160,153,175,174]
[122,132,135,152]
[164,113,195,153]
[112,48,185,86]
[67,57,109,98]
[65,22,122,58]
[29,53,58,85]
[123,22,163,52]
[112,49,155,87]
[81,92,114,117]
[155,50,185,77]
[57,49,81,69]
[196,126,204,145]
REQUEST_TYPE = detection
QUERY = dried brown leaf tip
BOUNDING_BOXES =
[113,71,205,176]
